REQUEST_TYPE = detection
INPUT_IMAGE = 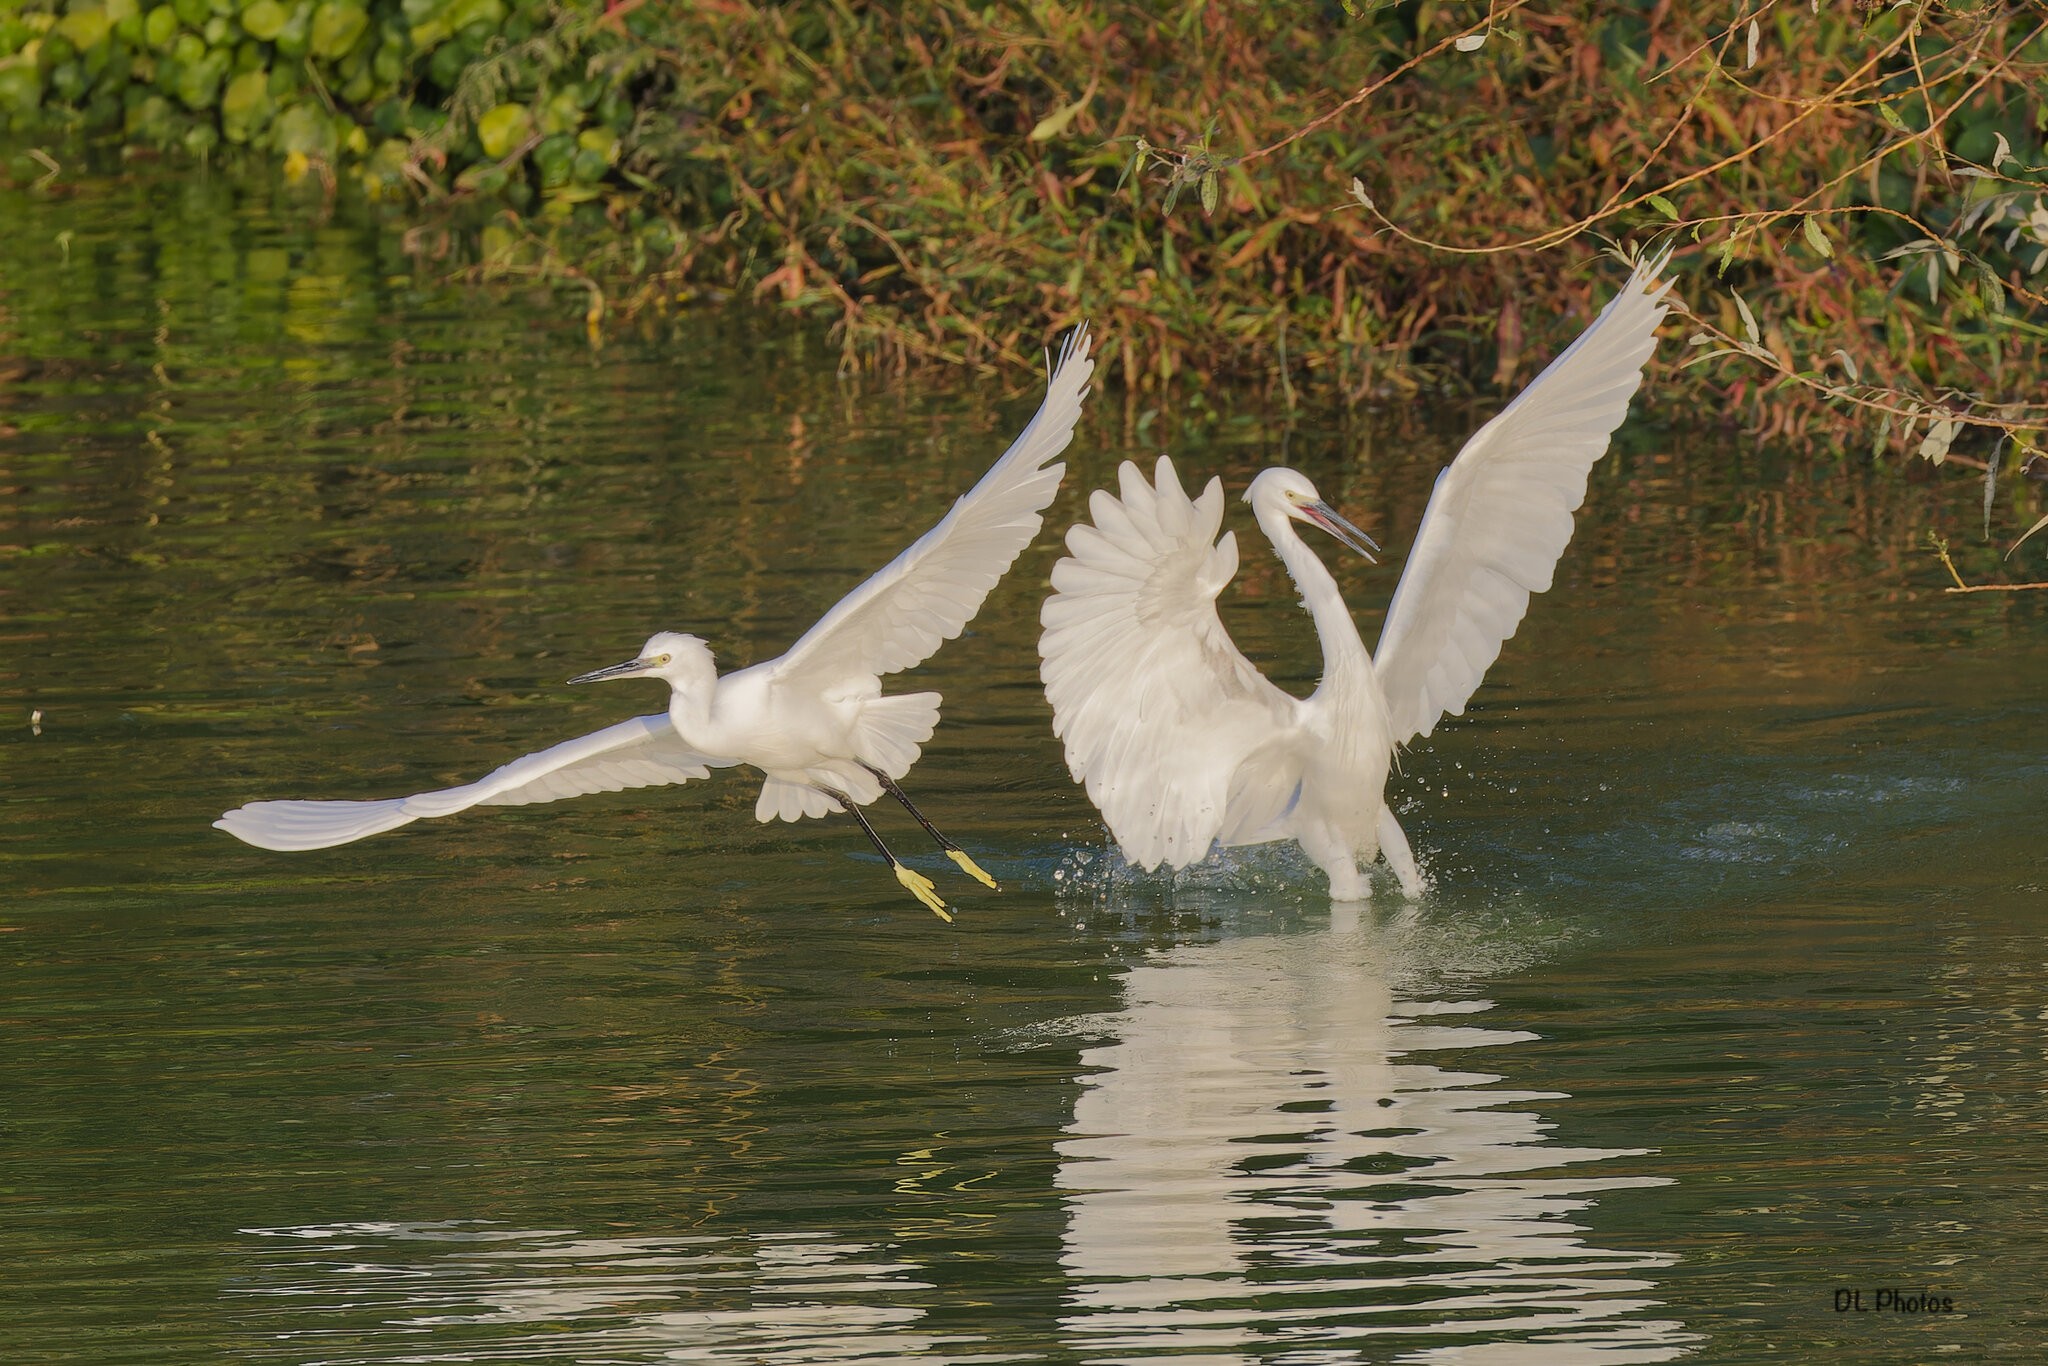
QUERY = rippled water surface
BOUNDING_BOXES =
[4,157,2045,1364]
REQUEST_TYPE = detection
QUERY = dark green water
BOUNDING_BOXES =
[4,156,2044,1363]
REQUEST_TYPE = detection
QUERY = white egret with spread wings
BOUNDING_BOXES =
[218,326,1095,920]
[1039,253,1673,900]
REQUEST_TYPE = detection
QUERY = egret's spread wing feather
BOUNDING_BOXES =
[1040,456,1297,870]
[212,796,420,851]
[427,714,720,810]
[777,325,1095,685]
[1374,249,1674,745]
[215,714,722,851]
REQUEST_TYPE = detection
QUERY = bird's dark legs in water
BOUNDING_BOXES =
[820,785,952,922]
[860,762,1000,890]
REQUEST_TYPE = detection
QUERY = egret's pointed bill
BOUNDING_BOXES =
[1302,500,1380,562]
[566,656,662,685]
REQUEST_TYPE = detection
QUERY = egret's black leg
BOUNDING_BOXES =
[819,785,952,923]
[860,763,999,890]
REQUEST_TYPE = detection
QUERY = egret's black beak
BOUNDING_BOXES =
[1301,500,1380,563]
[567,656,659,685]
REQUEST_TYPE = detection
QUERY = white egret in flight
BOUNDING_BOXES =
[1039,251,1673,901]
[218,326,1096,921]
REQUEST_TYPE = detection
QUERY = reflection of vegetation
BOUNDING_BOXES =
[1,104,2042,605]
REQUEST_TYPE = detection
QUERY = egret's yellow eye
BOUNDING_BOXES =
[656,653,673,664]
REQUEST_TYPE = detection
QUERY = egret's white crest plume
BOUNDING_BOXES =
[218,325,1096,921]
[1040,251,1675,900]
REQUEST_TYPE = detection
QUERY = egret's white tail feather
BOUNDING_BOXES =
[745,689,941,824]
[756,778,837,823]
[854,690,941,780]
[755,763,883,823]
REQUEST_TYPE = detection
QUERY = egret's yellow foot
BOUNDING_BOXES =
[895,863,953,922]
[946,848,999,890]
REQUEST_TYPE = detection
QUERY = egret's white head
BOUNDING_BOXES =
[567,631,717,692]
[1244,467,1380,562]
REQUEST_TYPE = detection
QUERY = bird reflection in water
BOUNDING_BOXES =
[1055,898,1699,1362]
[232,1224,950,1360]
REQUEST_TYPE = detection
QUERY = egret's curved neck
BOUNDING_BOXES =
[665,674,716,743]
[1260,510,1373,690]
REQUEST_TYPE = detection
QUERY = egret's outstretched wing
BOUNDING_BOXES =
[215,714,724,851]
[1374,249,1674,745]
[1040,457,1298,870]
[775,324,1095,685]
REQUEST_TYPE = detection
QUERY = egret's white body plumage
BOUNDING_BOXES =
[1040,252,1674,900]
[219,325,1096,915]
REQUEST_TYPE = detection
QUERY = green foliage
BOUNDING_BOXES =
[0,0,635,208]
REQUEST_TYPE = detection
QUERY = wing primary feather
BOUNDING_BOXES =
[775,323,1095,685]
[1374,250,1673,746]
[217,714,722,851]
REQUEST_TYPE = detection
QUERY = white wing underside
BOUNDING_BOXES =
[773,325,1096,689]
[215,714,726,851]
[1040,457,1304,871]
[1374,248,1675,745]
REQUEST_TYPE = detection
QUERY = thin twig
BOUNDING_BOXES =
[1943,581,2048,592]
[1350,11,1927,257]
[1240,0,1540,165]
[1929,532,2048,592]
